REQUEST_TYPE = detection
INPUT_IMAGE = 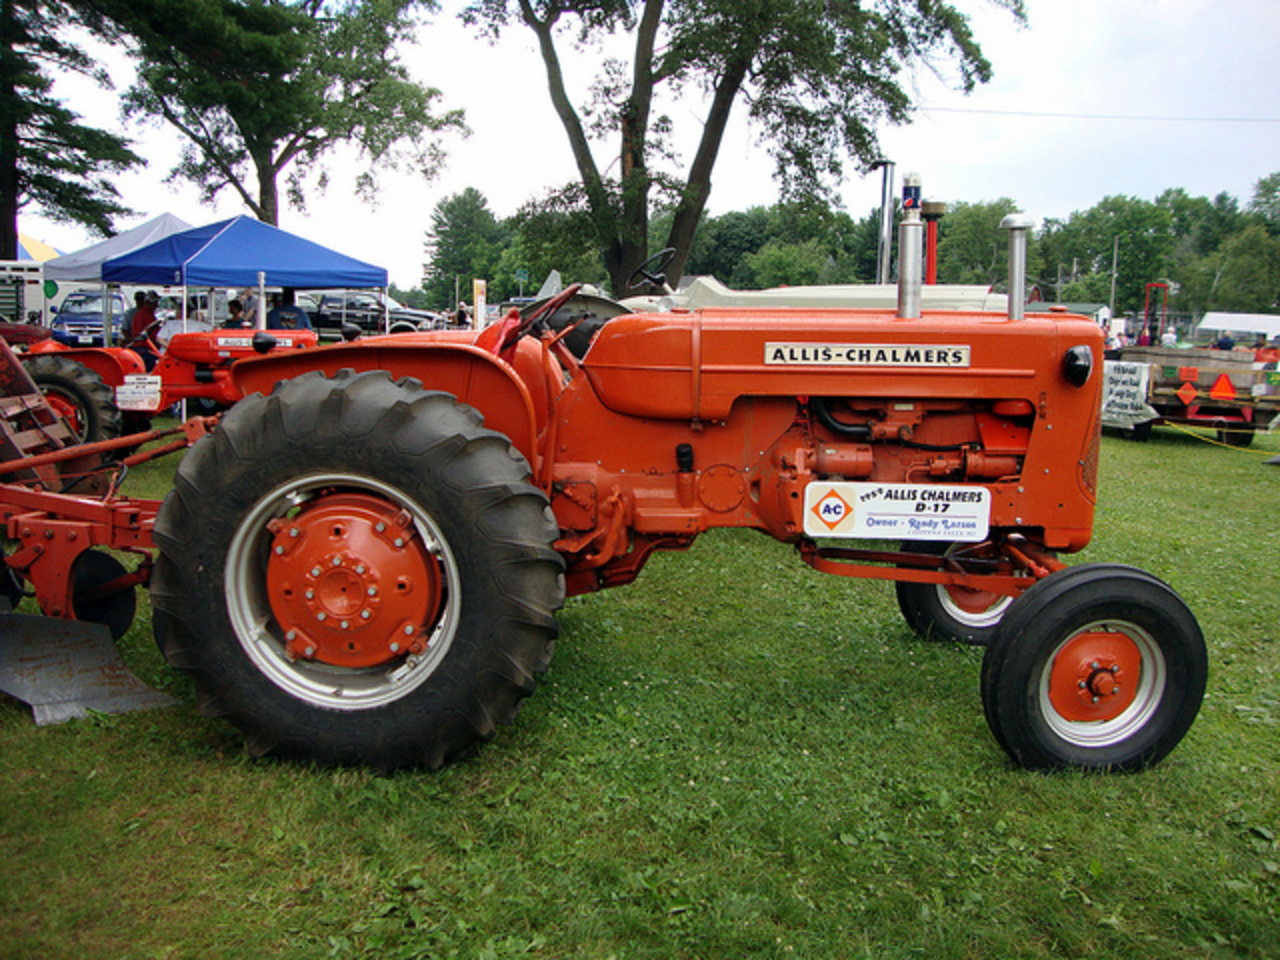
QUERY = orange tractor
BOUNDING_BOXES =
[21,324,321,440]
[2,210,1206,773]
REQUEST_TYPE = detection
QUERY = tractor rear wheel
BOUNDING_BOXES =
[980,564,1206,771]
[150,369,564,771]
[24,354,122,443]
[895,540,1020,645]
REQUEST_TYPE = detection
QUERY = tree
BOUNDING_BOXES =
[464,0,1022,294]
[934,198,1022,287]
[0,0,143,258]
[740,237,826,288]
[1211,224,1280,314]
[1038,196,1173,314]
[1248,171,1280,236]
[109,0,464,225]
[422,187,508,308]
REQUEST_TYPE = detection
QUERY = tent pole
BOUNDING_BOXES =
[257,271,266,329]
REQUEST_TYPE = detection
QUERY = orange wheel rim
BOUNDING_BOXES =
[1047,630,1143,723]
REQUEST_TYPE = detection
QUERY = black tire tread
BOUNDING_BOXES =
[981,563,1206,772]
[24,353,123,442]
[150,369,564,770]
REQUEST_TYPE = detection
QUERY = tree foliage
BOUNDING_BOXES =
[419,171,1280,324]
[0,0,143,258]
[463,0,1023,294]
[935,198,1022,287]
[106,0,465,225]
[422,186,507,307]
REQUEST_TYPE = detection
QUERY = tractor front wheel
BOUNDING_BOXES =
[980,564,1206,771]
[150,369,564,770]
[895,540,1021,645]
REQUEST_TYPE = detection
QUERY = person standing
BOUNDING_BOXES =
[266,288,312,330]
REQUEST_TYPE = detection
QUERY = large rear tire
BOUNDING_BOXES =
[981,564,1206,771]
[150,369,564,770]
[24,354,122,443]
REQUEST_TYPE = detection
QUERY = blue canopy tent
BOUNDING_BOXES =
[102,215,388,331]
[102,215,387,288]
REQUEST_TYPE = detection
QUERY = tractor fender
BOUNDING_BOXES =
[230,338,544,472]
[23,342,146,386]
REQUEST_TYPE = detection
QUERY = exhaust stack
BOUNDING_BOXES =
[1001,213,1035,320]
[897,173,923,319]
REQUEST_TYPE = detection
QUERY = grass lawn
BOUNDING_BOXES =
[1,423,1277,959]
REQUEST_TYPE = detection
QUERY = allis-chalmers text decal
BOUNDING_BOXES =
[764,342,970,367]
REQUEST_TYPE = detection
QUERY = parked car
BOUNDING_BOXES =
[48,291,128,346]
[306,291,443,336]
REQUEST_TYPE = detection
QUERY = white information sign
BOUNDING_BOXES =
[1100,360,1159,428]
[115,374,164,413]
[803,482,991,542]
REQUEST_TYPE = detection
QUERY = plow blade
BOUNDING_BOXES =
[0,603,173,725]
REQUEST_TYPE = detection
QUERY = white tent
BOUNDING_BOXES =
[1197,312,1280,338]
[43,213,193,283]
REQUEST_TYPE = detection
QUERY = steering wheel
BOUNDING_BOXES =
[124,317,164,350]
[500,282,585,352]
[628,248,677,292]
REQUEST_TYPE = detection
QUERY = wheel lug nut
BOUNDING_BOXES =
[317,612,327,621]
[361,610,371,619]
[311,566,321,577]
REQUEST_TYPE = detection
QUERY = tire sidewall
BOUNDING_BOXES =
[984,564,1206,771]
[154,371,562,767]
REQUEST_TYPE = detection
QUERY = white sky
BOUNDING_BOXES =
[23,0,1280,288]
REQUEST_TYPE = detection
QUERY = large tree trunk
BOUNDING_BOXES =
[520,0,620,283]
[252,151,278,225]
[0,0,21,260]
[611,0,664,297]
[662,56,749,288]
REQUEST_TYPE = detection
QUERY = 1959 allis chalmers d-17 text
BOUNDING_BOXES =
[1,205,1207,773]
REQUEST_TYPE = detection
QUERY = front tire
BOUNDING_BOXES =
[980,564,1206,771]
[150,369,564,770]
[24,354,122,443]
[895,540,1021,645]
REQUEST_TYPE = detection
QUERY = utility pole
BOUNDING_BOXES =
[1109,236,1119,316]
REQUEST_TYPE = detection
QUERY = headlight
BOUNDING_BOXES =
[1062,345,1093,387]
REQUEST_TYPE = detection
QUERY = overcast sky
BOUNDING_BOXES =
[24,0,1280,289]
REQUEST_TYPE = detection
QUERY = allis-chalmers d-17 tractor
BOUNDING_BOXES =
[3,210,1207,774]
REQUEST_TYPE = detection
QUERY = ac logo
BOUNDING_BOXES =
[811,490,852,532]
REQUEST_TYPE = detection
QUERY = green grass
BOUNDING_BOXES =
[2,424,1278,959]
